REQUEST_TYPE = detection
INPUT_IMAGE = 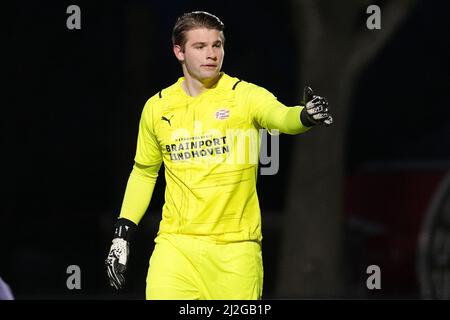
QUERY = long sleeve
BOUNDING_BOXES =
[120,97,163,225]
[244,84,311,135]
[119,162,161,225]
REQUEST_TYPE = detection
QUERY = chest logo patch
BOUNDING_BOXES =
[215,109,230,120]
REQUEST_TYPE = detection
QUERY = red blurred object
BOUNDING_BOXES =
[344,168,446,297]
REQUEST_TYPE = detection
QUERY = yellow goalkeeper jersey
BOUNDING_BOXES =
[132,72,309,242]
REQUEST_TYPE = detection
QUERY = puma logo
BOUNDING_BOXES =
[161,115,174,126]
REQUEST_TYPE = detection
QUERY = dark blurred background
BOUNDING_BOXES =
[3,0,450,299]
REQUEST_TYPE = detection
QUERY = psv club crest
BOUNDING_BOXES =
[215,109,230,120]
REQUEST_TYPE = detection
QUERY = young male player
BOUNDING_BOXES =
[105,11,332,300]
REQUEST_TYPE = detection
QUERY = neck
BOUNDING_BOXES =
[181,72,221,97]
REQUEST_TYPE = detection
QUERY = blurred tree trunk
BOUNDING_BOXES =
[276,0,416,298]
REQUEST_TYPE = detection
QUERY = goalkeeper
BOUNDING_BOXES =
[105,11,332,300]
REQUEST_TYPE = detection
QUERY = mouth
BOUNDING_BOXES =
[202,64,217,68]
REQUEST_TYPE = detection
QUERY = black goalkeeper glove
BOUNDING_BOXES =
[300,86,333,127]
[105,218,137,290]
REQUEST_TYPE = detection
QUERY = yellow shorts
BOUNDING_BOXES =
[146,233,263,300]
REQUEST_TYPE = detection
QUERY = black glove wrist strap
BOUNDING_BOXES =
[300,108,316,127]
[113,218,137,242]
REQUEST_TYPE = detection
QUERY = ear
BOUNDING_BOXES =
[173,45,185,62]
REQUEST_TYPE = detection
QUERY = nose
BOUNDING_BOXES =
[206,46,217,60]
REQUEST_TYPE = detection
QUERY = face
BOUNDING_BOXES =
[173,28,225,83]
